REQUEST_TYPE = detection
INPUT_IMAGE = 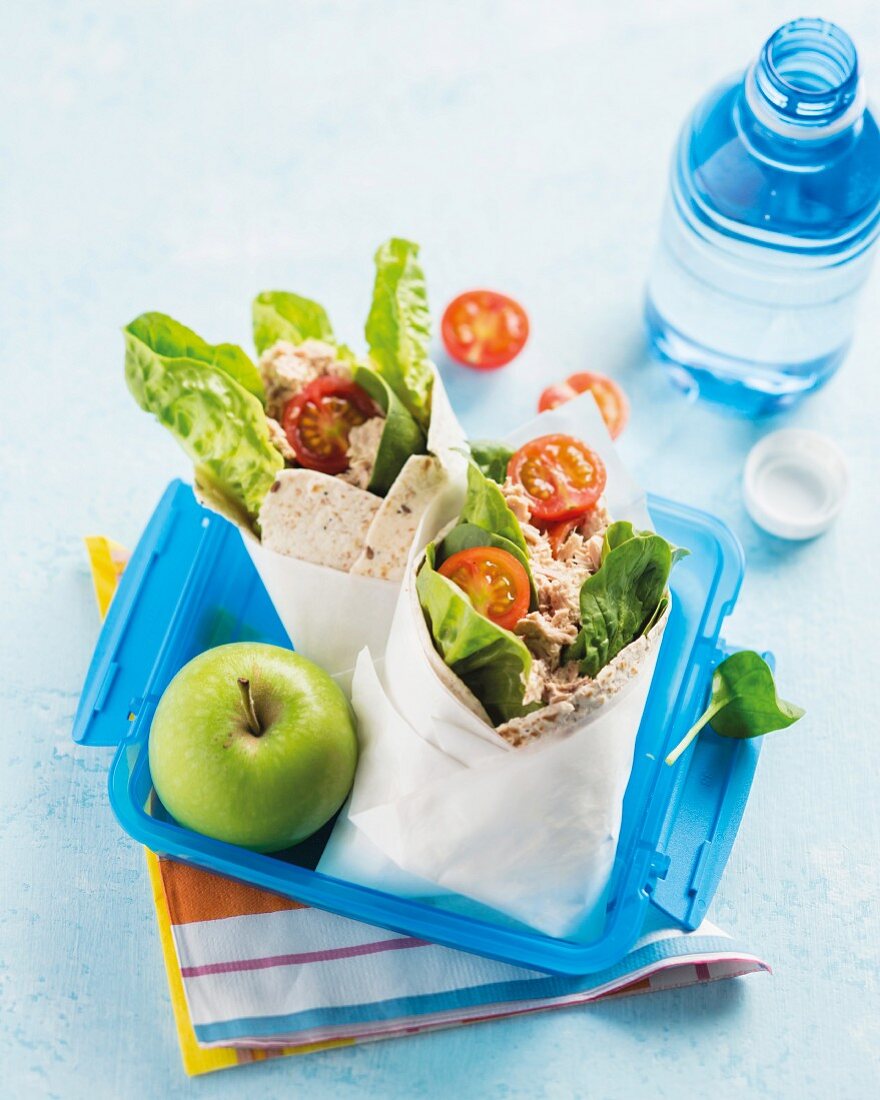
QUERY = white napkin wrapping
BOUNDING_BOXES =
[319,394,669,939]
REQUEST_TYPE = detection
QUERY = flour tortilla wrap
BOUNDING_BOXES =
[195,374,464,677]
[318,393,671,936]
[351,454,447,580]
[385,392,656,750]
[125,241,468,681]
[196,371,467,681]
[260,470,381,571]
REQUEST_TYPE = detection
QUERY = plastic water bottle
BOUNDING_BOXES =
[646,18,880,416]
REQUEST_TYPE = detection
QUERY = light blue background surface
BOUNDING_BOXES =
[2,2,879,1096]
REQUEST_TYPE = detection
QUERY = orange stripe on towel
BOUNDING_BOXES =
[159,858,306,925]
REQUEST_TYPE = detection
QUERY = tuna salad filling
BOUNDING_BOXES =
[260,338,344,418]
[340,416,386,491]
[501,481,670,745]
[259,339,385,490]
[417,435,680,748]
[503,479,608,691]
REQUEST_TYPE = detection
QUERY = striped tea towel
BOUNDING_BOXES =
[86,537,769,1075]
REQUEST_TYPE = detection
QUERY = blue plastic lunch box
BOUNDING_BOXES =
[73,480,760,976]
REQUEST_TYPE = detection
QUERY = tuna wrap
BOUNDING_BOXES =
[318,394,679,937]
[124,239,468,678]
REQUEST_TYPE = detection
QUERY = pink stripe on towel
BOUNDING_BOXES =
[181,936,427,978]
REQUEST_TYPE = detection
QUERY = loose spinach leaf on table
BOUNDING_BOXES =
[416,543,537,725]
[469,439,514,484]
[565,524,675,678]
[665,650,804,765]
[365,238,434,430]
[252,291,335,355]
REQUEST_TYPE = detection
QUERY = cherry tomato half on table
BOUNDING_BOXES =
[508,433,607,523]
[438,546,531,632]
[538,371,630,440]
[441,290,529,370]
[283,376,381,475]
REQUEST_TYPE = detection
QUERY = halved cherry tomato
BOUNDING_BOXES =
[441,290,529,370]
[537,371,629,440]
[542,518,578,557]
[283,376,381,475]
[507,433,606,523]
[438,546,530,631]
[537,383,575,411]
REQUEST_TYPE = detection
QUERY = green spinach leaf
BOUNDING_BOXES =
[352,363,427,495]
[126,312,264,403]
[252,291,334,355]
[642,594,670,637]
[566,528,674,677]
[665,651,804,765]
[417,543,537,726]
[601,520,689,567]
[601,520,641,560]
[469,439,514,484]
[365,238,433,430]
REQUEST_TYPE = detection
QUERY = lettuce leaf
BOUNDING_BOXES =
[126,312,264,402]
[460,462,529,557]
[124,317,283,529]
[417,463,540,722]
[252,291,334,355]
[365,238,433,430]
[469,439,514,484]
[416,544,536,726]
[352,364,427,496]
[565,524,674,677]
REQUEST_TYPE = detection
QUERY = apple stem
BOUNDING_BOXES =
[237,677,263,737]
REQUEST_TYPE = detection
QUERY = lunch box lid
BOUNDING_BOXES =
[72,481,761,974]
[73,482,288,748]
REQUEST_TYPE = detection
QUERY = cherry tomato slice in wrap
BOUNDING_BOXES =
[283,376,382,475]
[508,433,607,523]
[438,546,531,632]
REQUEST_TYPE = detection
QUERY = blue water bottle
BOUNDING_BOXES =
[646,18,880,416]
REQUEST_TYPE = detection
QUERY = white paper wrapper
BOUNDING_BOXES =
[199,364,468,681]
[318,393,669,938]
[241,538,397,683]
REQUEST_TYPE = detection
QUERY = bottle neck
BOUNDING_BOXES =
[745,18,865,142]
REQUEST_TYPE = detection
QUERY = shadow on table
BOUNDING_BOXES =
[589,969,751,1030]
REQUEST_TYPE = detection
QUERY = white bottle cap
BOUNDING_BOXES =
[743,429,848,540]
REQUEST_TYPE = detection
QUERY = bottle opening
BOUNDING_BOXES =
[754,18,860,126]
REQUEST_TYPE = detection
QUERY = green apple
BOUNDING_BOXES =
[148,642,357,852]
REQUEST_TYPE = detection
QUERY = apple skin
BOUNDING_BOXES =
[148,643,357,853]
